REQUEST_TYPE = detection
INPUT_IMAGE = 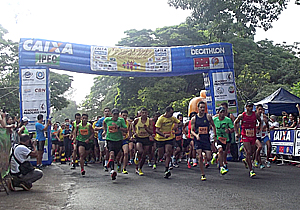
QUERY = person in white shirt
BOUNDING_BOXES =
[9,134,43,191]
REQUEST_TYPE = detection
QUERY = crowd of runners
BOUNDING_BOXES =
[42,100,279,181]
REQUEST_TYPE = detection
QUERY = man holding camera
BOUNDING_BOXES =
[9,134,43,191]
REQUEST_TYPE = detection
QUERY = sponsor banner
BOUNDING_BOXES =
[19,39,234,77]
[0,128,11,178]
[211,70,238,116]
[21,68,47,85]
[194,57,224,70]
[294,130,300,156]
[270,129,295,155]
[21,84,47,101]
[91,46,171,72]
[22,100,48,121]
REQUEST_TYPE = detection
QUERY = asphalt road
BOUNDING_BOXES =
[1,159,300,210]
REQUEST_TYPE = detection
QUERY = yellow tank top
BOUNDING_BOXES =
[135,117,150,138]
[59,129,64,141]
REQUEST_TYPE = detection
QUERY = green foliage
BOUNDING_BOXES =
[51,100,78,123]
[168,0,289,37]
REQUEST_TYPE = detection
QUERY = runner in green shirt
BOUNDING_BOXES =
[74,113,94,176]
[213,106,234,175]
[103,108,127,180]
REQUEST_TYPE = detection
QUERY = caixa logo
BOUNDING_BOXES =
[36,71,45,80]
[23,71,33,78]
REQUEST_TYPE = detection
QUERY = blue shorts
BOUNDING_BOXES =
[123,138,129,146]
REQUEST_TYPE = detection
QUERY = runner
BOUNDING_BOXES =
[184,112,197,169]
[102,108,127,180]
[94,108,111,171]
[74,113,94,176]
[151,111,161,170]
[70,113,81,169]
[234,101,261,178]
[63,122,72,161]
[92,116,101,162]
[254,104,268,169]
[190,101,217,181]
[213,106,234,175]
[172,113,184,168]
[155,106,181,178]
[132,108,153,176]
[116,110,130,174]
[58,123,65,160]
[51,123,59,160]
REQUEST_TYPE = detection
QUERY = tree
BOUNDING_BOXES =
[168,0,290,38]
[50,71,73,111]
[51,100,78,123]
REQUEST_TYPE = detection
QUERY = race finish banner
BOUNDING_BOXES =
[19,38,234,77]
[19,38,237,116]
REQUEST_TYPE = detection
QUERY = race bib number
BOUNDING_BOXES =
[218,137,227,144]
[80,129,88,136]
[176,135,182,141]
[198,127,208,135]
[245,129,255,137]
[109,126,118,133]
[163,132,171,138]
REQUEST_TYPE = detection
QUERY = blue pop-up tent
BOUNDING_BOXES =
[255,88,300,115]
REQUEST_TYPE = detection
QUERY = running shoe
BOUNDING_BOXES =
[117,165,121,173]
[104,166,109,172]
[249,170,256,178]
[70,163,76,169]
[223,164,228,170]
[84,161,88,166]
[81,169,86,176]
[242,158,248,169]
[110,170,117,180]
[148,161,153,167]
[211,153,217,164]
[193,162,198,167]
[201,175,206,181]
[254,160,258,168]
[205,163,210,168]
[266,161,271,168]
[164,170,171,179]
[272,156,277,162]
[128,159,133,165]
[138,168,144,176]
[220,167,228,175]
[260,164,265,169]
[134,152,139,165]
[239,144,244,152]
[173,162,179,168]
[187,162,191,169]
[152,164,157,170]
[122,168,128,174]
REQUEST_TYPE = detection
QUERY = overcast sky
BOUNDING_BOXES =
[0,0,298,104]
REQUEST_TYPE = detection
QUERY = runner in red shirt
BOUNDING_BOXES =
[234,101,261,178]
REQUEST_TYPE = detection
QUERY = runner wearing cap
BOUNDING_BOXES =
[213,106,234,175]
[234,101,261,178]
[102,108,127,180]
